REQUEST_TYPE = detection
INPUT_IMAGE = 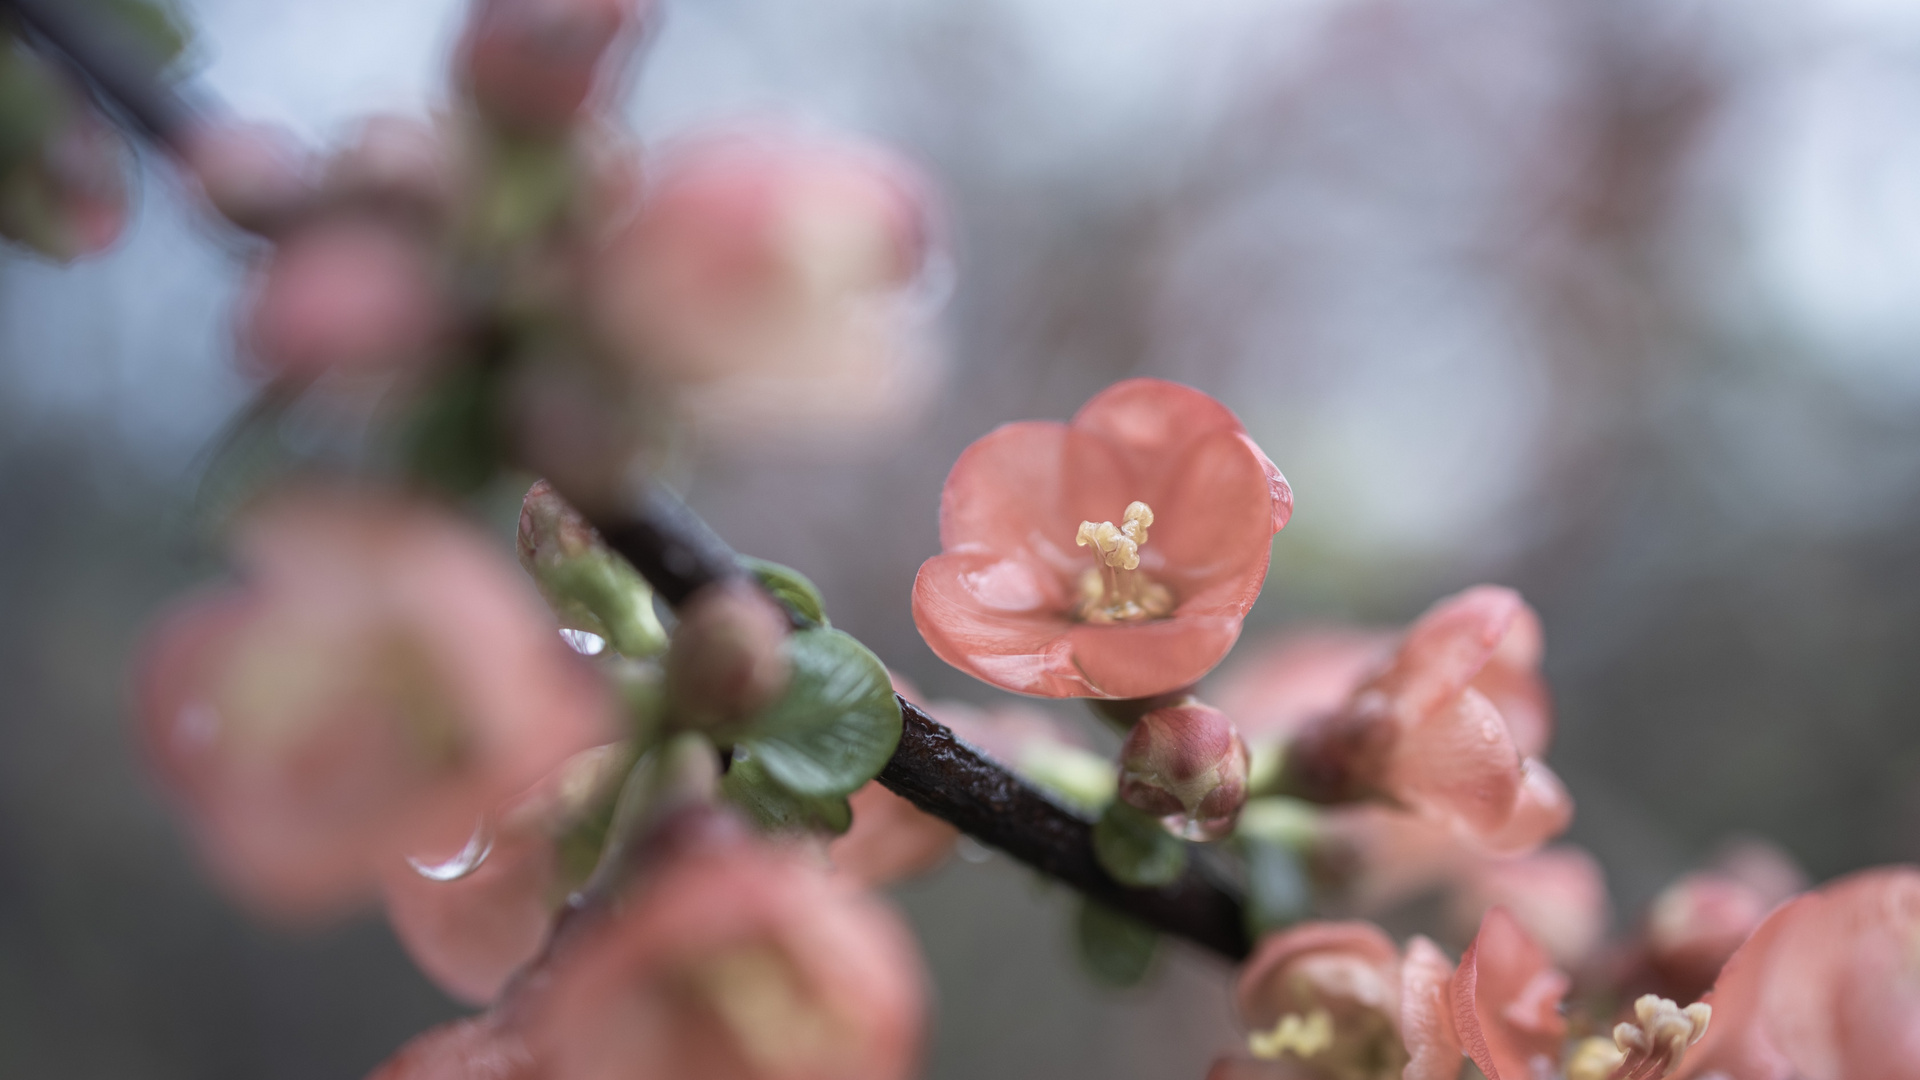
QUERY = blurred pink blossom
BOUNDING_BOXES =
[590,127,938,441]
[828,781,958,887]
[381,744,631,1005]
[135,487,612,921]
[243,214,449,379]
[1449,845,1610,971]
[1233,920,1407,1079]
[525,815,926,1080]
[914,378,1292,699]
[1273,587,1569,854]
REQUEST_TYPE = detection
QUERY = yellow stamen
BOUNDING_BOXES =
[1565,1037,1627,1080]
[1074,501,1173,623]
[1607,995,1711,1079]
[1247,1008,1334,1061]
[688,945,848,1072]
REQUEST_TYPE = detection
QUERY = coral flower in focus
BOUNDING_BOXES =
[526,815,926,1080]
[136,487,613,921]
[914,379,1292,699]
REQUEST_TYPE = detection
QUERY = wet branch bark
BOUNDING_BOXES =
[7,1,1254,964]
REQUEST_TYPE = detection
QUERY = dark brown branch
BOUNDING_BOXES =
[881,696,1250,959]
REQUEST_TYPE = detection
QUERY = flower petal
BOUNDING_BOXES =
[1401,935,1465,1080]
[1450,907,1567,1080]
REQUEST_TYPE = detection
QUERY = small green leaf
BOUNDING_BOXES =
[740,556,828,628]
[721,751,853,836]
[1241,835,1311,937]
[737,629,901,798]
[538,550,668,658]
[1075,899,1160,987]
[1093,800,1188,887]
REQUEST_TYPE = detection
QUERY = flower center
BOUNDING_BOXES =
[1074,500,1174,623]
[1572,994,1709,1080]
[1248,1009,1333,1061]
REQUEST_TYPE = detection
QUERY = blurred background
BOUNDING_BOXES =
[5,0,1920,1075]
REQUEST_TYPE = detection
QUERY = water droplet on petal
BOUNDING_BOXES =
[559,628,606,655]
[407,820,494,881]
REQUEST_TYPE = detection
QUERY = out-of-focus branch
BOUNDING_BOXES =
[13,2,1254,964]
[1,0,197,151]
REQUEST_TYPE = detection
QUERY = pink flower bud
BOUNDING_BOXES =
[827,781,957,887]
[666,579,792,732]
[456,0,650,136]
[244,215,448,379]
[524,823,926,1080]
[135,487,613,921]
[1117,701,1249,840]
[0,92,128,260]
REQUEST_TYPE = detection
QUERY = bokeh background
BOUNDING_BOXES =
[5,0,1920,1075]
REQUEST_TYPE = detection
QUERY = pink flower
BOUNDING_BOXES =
[525,817,927,1080]
[244,214,449,379]
[1234,921,1408,1079]
[456,0,650,135]
[590,127,937,441]
[1117,699,1249,840]
[1450,906,1569,1080]
[1273,587,1569,853]
[913,379,1292,700]
[135,487,613,921]
[381,744,631,1004]
[828,781,958,887]
[1678,866,1920,1080]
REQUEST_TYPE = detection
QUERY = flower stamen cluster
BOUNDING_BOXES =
[1074,500,1174,624]
[1248,1008,1334,1061]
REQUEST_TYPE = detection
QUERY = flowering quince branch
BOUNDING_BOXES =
[26,4,1920,1080]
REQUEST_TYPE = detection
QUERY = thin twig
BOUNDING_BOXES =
[1,0,197,151]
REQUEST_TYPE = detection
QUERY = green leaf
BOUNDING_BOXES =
[1075,899,1160,987]
[1241,835,1311,937]
[1092,800,1187,887]
[538,550,668,658]
[720,751,853,836]
[736,628,901,798]
[740,556,828,628]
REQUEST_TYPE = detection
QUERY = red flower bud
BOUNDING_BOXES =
[1117,701,1248,841]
